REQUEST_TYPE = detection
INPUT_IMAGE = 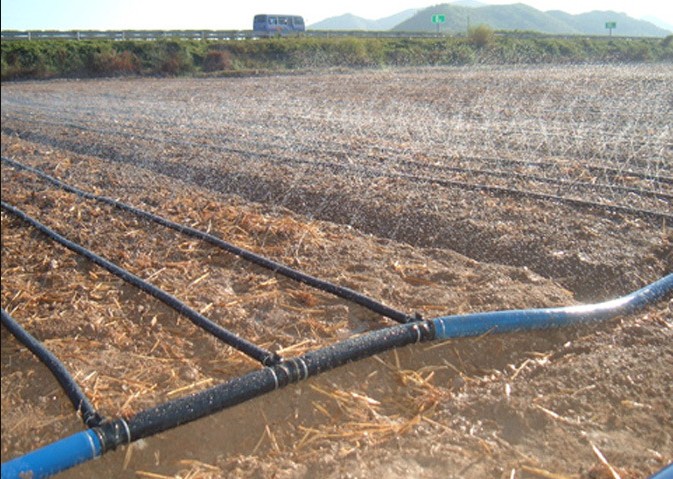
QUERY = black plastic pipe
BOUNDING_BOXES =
[0,309,104,428]
[2,272,671,477]
[100,319,436,451]
[1,200,279,366]
[1,156,413,324]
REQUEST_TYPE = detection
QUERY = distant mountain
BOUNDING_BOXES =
[641,15,673,32]
[393,3,671,36]
[547,10,673,36]
[310,13,378,31]
[376,9,420,30]
[450,0,487,7]
[396,4,573,33]
[312,2,671,37]
[310,9,417,31]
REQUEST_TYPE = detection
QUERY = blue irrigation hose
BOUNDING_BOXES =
[0,430,103,479]
[2,274,671,479]
[431,273,673,339]
[650,463,673,479]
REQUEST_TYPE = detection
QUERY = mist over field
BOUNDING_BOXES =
[2,29,672,477]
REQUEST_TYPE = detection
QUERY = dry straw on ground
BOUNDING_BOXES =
[2,64,671,478]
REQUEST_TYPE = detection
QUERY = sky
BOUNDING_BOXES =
[2,0,672,31]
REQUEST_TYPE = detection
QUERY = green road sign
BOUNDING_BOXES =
[432,14,446,24]
[605,21,616,36]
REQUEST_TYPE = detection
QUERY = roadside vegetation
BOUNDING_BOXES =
[2,30,672,80]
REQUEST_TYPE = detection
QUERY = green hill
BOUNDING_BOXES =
[392,3,670,36]
[310,9,417,31]
[310,13,379,30]
[394,3,575,33]
[548,10,671,37]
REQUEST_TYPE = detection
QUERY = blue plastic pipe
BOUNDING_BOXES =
[650,463,673,479]
[2,274,671,479]
[433,274,673,339]
[1,430,102,479]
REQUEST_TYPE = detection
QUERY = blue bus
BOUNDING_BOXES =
[253,15,305,36]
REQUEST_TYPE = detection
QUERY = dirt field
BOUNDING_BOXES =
[1,64,672,478]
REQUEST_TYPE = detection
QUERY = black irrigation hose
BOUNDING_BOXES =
[18,115,673,192]
[1,200,280,366]
[7,114,673,187]
[222,149,673,223]
[4,274,672,478]
[108,319,435,447]
[349,144,673,186]
[5,121,672,222]
[388,156,673,201]
[1,156,414,324]
[6,124,670,224]
[258,149,672,223]
[0,308,104,428]
[396,171,673,223]
[581,163,673,186]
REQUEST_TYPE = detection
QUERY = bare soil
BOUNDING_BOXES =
[1,64,672,478]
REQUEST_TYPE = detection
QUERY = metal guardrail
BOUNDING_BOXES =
[0,29,446,41]
[1,30,256,41]
[1,29,657,42]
